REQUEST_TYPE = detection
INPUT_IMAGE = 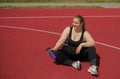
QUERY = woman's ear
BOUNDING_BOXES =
[80,22,83,26]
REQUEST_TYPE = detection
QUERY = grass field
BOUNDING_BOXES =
[0,0,120,3]
[0,0,119,8]
[0,6,102,8]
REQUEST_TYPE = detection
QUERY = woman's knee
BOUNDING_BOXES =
[87,46,97,60]
[87,46,96,52]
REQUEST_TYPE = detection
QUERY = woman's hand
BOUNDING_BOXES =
[75,44,82,54]
[50,48,57,52]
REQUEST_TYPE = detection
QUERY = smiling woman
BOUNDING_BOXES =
[48,15,99,76]
[0,8,120,79]
[0,0,120,2]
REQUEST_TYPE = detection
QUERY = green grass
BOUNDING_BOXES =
[0,6,103,8]
[0,0,120,3]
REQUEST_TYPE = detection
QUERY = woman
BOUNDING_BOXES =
[49,15,99,76]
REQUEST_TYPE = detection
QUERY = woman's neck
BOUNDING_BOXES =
[73,26,82,33]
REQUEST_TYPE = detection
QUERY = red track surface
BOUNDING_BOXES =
[0,8,120,79]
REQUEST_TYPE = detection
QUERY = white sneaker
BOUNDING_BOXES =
[88,65,98,76]
[72,61,81,70]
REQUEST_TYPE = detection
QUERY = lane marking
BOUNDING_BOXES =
[0,25,61,35]
[0,25,120,50]
[95,42,120,50]
[0,15,120,19]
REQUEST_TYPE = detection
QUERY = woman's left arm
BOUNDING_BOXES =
[81,31,95,47]
[75,31,95,54]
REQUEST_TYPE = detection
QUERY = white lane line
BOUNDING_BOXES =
[0,25,120,50]
[0,25,61,35]
[96,42,120,50]
[0,15,120,19]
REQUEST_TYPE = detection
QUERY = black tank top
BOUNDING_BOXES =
[65,27,85,47]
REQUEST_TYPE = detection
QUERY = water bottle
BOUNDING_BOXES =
[46,48,56,59]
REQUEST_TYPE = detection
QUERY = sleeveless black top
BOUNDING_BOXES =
[65,27,85,47]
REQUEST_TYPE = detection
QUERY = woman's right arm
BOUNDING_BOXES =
[52,27,70,51]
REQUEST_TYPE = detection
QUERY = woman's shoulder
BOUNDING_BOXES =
[84,31,93,38]
[63,26,70,34]
[84,31,90,35]
[65,26,71,29]
[84,30,90,34]
[63,26,71,32]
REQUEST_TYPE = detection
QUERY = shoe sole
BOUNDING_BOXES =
[88,69,98,76]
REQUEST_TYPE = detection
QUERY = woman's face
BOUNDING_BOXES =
[72,18,81,28]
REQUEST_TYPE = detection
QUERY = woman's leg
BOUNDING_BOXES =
[54,49,81,69]
[78,46,99,75]
[54,49,74,66]
[79,46,97,65]
[85,46,99,76]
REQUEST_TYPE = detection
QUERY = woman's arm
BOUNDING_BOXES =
[81,31,95,47]
[52,27,70,51]
[76,31,95,54]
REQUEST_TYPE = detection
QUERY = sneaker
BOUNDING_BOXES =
[72,61,81,70]
[88,65,98,76]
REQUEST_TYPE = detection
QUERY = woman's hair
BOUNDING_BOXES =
[74,15,86,30]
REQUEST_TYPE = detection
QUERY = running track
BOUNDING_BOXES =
[0,8,120,79]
